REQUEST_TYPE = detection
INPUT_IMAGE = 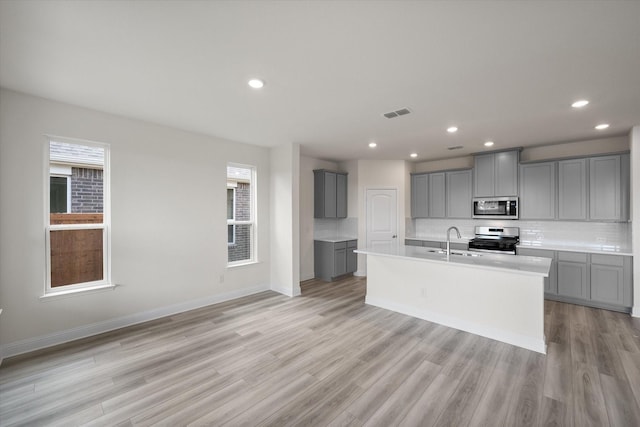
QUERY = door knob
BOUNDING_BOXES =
[392,235,397,238]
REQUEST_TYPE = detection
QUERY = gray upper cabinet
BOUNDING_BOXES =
[589,156,621,221]
[473,154,495,197]
[519,162,556,220]
[495,151,519,196]
[336,173,348,218]
[314,169,347,218]
[558,159,587,220]
[411,173,429,218]
[428,173,446,218]
[473,150,518,197]
[412,169,471,218]
[446,170,472,218]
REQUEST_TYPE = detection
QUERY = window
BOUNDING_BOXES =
[227,164,255,265]
[45,138,111,294]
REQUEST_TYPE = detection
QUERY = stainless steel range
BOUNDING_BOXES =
[468,226,519,255]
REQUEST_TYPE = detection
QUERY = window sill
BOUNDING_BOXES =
[227,260,260,269]
[40,283,117,301]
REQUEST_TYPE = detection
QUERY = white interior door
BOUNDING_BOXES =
[366,189,398,251]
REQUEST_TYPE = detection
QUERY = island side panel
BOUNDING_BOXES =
[364,254,546,353]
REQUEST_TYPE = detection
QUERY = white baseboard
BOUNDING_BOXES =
[353,270,366,277]
[0,283,270,359]
[633,306,640,318]
[271,284,301,297]
[300,273,314,282]
[365,296,546,354]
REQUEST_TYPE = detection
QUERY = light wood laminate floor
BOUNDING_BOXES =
[2,276,640,426]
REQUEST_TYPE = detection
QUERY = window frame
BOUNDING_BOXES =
[227,163,257,267]
[227,186,236,245]
[44,136,112,296]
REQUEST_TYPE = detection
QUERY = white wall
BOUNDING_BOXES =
[0,89,272,357]
[631,126,640,317]
[270,143,301,296]
[299,156,338,281]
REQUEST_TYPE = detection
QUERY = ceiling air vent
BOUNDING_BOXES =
[383,108,412,119]
[447,145,464,150]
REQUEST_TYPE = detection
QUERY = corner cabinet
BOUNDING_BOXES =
[473,150,519,197]
[314,239,357,281]
[314,170,348,218]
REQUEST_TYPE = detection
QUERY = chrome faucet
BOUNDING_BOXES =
[446,226,462,260]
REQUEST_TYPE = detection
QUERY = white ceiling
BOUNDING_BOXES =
[1,0,639,162]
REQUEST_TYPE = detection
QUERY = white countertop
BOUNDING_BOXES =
[314,236,357,243]
[356,245,552,277]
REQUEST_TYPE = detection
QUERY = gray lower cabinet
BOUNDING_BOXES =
[404,239,423,247]
[315,239,357,281]
[446,170,472,218]
[557,252,589,300]
[519,162,556,220]
[346,240,358,273]
[590,254,632,307]
[536,249,632,312]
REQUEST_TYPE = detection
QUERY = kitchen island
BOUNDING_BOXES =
[355,245,551,353]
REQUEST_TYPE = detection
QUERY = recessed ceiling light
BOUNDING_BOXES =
[484,141,494,147]
[368,142,377,148]
[248,79,264,89]
[595,123,609,130]
[410,153,418,158]
[572,100,589,108]
[447,126,458,133]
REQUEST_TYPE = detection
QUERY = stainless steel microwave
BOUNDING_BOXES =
[472,197,519,219]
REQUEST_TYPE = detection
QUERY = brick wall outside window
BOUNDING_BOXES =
[228,182,251,262]
[71,167,103,213]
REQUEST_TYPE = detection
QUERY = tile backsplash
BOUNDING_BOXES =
[408,218,631,248]
[314,217,358,239]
